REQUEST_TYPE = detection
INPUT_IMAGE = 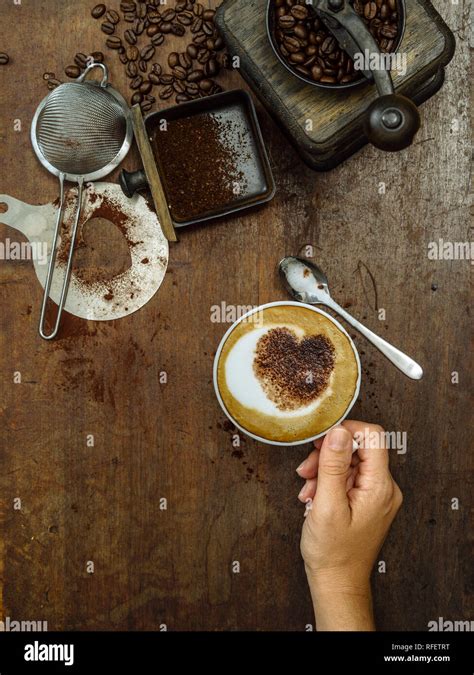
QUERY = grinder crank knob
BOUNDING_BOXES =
[363,94,421,152]
[119,168,149,198]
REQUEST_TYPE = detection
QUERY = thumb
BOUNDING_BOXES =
[315,426,353,508]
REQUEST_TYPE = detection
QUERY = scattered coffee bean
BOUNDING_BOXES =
[120,1,136,12]
[91,4,106,19]
[131,92,143,105]
[126,60,138,77]
[187,69,204,83]
[139,79,153,94]
[159,85,174,100]
[101,21,115,35]
[141,44,155,61]
[65,64,81,78]
[106,36,122,50]
[106,9,120,24]
[91,50,104,63]
[141,99,153,112]
[173,79,186,93]
[176,93,190,103]
[168,52,179,68]
[160,74,174,85]
[74,53,89,68]
[172,65,187,80]
[138,59,148,72]
[151,62,162,75]
[149,71,161,84]
[130,75,143,89]
[151,33,165,46]
[47,78,62,90]
[124,29,137,45]
[0,52,10,65]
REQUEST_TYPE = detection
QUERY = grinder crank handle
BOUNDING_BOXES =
[316,0,420,151]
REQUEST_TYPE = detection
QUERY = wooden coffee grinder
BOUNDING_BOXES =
[216,0,455,170]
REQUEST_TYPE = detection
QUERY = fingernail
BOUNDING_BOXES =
[296,459,306,474]
[304,498,313,518]
[298,483,308,501]
[326,425,351,450]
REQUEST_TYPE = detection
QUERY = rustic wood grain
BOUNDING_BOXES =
[0,0,471,631]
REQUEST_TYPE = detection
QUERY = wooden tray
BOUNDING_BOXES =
[215,0,455,170]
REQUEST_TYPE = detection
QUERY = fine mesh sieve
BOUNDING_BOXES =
[31,63,133,339]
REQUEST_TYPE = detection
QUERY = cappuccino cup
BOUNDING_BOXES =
[213,302,361,446]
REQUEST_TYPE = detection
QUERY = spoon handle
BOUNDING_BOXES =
[325,298,424,381]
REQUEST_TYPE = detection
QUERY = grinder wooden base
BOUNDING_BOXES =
[215,0,455,171]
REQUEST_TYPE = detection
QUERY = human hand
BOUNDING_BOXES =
[297,421,403,630]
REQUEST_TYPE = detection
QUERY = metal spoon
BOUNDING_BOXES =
[279,256,423,380]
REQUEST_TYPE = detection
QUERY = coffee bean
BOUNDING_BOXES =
[124,12,135,22]
[202,21,214,36]
[364,2,377,20]
[204,58,219,77]
[199,78,213,92]
[91,4,106,19]
[160,74,174,85]
[106,9,120,24]
[320,75,336,83]
[178,11,194,25]
[106,36,122,49]
[74,53,88,68]
[185,82,199,96]
[159,85,174,100]
[380,23,397,39]
[168,52,180,68]
[139,59,148,72]
[141,45,155,61]
[151,33,165,46]
[172,22,186,36]
[147,10,161,24]
[147,24,160,36]
[126,61,138,77]
[193,3,204,17]
[101,21,115,34]
[179,52,192,69]
[197,49,211,64]
[130,75,143,89]
[161,8,176,22]
[172,65,187,80]
[134,18,145,35]
[119,51,129,64]
[151,62,162,75]
[91,51,104,63]
[131,92,143,105]
[149,72,160,85]
[43,71,55,80]
[311,64,322,81]
[278,15,295,29]
[294,24,308,40]
[137,2,147,18]
[290,52,305,64]
[120,1,136,11]
[176,0,187,11]
[125,29,137,45]
[127,45,139,60]
[65,64,81,78]
[187,44,198,59]
[283,37,301,53]
[191,18,203,33]
[291,4,308,20]
[321,36,336,55]
[160,21,172,34]
[205,38,215,51]
[47,78,62,90]
[214,36,224,51]
[145,94,155,103]
[187,69,204,82]
[173,80,186,93]
[388,0,397,9]
[176,93,191,103]
[139,80,153,94]
[141,99,153,112]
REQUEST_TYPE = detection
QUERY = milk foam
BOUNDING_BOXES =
[224,324,333,418]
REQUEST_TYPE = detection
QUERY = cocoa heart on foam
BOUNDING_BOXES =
[253,327,335,411]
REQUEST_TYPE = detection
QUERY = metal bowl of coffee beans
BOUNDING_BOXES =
[267,0,405,89]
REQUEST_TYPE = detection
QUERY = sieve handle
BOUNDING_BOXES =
[39,177,85,340]
[76,62,109,88]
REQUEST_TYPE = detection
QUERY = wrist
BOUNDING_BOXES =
[305,565,374,631]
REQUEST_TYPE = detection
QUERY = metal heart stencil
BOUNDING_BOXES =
[0,182,169,322]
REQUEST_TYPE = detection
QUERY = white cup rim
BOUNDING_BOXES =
[212,301,362,447]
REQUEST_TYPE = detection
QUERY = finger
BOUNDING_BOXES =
[298,478,317,503]
[342,421,390,482]
[296,448,320,478]
[313,437,324,450]
[314,426,353,509]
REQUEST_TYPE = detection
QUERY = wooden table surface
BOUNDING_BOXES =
[0,0,471,631]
